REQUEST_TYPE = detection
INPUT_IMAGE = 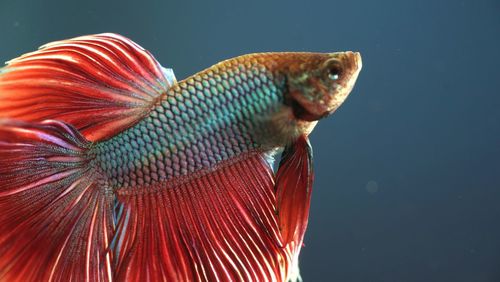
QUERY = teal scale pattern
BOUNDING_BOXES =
[94,59,286,188]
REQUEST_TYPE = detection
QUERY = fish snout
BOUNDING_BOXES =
[342,51,362,76]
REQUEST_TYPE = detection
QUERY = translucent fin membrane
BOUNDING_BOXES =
[275,135,314,277]
[0,33,176,142]
[113,154,291,281]
[0,119,114,281]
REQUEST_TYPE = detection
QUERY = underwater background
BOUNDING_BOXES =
[1,0,499,281]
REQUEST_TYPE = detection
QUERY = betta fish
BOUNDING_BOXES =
[0,33,361,281]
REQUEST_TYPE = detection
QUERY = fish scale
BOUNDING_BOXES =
[0,33,362,281]
[95,55,286,188]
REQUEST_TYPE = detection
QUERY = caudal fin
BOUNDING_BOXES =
[0,33,177,281]
[0,119,114,281]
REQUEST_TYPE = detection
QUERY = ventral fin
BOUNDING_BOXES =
[112,154,293,282]
[0,33,176,142]
[275,135,314,255]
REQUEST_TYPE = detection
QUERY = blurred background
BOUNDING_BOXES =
[1,0,499,281]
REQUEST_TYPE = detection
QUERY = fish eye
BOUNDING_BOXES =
[328,64,342,81]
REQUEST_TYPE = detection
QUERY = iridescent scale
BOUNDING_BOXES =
[95,57,285,188]
[0,33,356,282]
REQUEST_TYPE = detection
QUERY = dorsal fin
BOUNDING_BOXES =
[0,33,176,142]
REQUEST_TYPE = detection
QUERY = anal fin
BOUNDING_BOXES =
[113,154,291,282]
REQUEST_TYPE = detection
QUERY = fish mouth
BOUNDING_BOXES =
[287,90,329,122]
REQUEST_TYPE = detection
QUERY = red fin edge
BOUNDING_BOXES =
[113,154,291,282]
[0,33,176,142]
[0,119,114,281]
[275,135,314,262]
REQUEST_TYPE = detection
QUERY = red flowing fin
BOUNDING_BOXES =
[0,33,176,142]
[275,135,314,260]
[112,154,294,282]
[0,119,114,281]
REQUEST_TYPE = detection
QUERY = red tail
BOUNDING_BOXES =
[0,33,316,281]
[0,33,176,281]
[0,119,114,281]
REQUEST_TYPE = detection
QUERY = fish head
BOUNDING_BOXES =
[284,51,362,122]
[217,51,362,148]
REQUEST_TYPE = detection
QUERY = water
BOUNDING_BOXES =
[1,0,499,281]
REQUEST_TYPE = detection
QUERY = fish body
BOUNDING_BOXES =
[96,52,360,187]
[0,34,361,281]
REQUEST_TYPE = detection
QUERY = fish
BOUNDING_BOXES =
[0,33,362,281]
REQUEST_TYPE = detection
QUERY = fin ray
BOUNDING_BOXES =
[112,154,291,281]
[0,33,176,142]
[0,119,114,281]
[275,135,314,278]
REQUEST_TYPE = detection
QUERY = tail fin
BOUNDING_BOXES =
[0,119,114,281]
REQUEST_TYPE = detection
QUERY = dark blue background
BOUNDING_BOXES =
[1,0,499,281]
